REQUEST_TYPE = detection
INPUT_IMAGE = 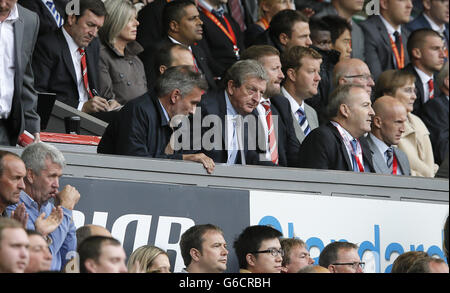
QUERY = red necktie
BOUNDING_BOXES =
[428,79,434,100]
[229,0,246,32]
[261,101,278,165]
[78,48,93,98]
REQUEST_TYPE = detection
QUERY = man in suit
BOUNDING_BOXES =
[98,66,215,174]
[32,0,120,116]
[277,46,320,145]
[333,58,375,97]
[0,0,40,146]
[241,45,301,167]
[363,96,411,175]
[421,61,449,165]
[312,0,366,61]
[18,0,68,37]
[359,0,413,81]
[136,0,168,53]
[403,28,446,117]
[299,84,375,172]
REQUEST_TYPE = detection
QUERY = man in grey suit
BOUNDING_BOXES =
[0,0,40,146]
[363,96,411,176]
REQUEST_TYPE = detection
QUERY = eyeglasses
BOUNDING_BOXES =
[251,248,284,257]
[332,262,365,270]
[344,74,374,81]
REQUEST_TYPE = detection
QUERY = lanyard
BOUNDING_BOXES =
[332,122,365,172]
[260,18,269,30]
[200,6,240,59]
[389,35,405,69]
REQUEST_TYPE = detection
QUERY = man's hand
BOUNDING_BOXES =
[35,206,63,237]
[183,153,215,174]
[54,185,81,210]
[81,96,110,113]
[107,99,122,111]
[10,203,28,228]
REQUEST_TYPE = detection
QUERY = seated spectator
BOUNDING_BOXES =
[390,250,429,273]
[374,69,438,177]
[179,224,228,273]
[0,151,26,219]
[321,15,352,61]
[251,9,312,53]
[309,17,332,51]
[153,43,195,79]
[362,96,411,176]
[76,224,112,248]
[97,66,215,174]
[7,142,81,271]
[0,218,29,273]
[18,0,68,37]
[297,265,330,273]
[97,0,147,105]
[333,58,375,97]
[299,84,375,173]
[421,61,449,165]
[127,245,171,273]
[78,236,127,273]
[233,225,283,273]
[403,29,445,117]
[25,230,53,273]
[318,241,364,273]
[280,238,314,273]
[407,256,449,273]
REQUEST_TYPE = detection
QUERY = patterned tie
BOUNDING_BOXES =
[229,0,246,32]
[296,107,311,136]
[261,101,279,165]
[350,139,360,172]
[212,7,225,18]
[44,0,64,27]
[386,147,394,173]
[78,48,93,98]
[428,79,434,100]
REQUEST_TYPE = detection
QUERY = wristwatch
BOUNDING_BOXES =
[44,235,53,246]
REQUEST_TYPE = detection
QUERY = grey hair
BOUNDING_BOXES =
[224,59,268,88]
[99,0,136,45]
[155,65,208,97]
[436,61,449,90]
[325,84,366,119]
[21,142,66,175]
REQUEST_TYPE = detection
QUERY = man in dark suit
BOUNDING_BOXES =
[32,0,120,116]
[299,84,375,172]
[136,0,169,54]
[363,96,411,176]
[359,0,413,81]
[18,0,68,37]
[0,1,40,146]
[98,66,215,173]
[403,29,446,117]
[241,45,301,167]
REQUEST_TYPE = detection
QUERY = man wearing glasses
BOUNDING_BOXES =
[333,58,376,98]
[233,225,284,273]
[318,241,364,273]
[280,238,314,273]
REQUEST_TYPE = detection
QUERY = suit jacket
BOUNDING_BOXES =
[136,0,166,52]
[18,0,68,37]
[360,15,410,81]
[406,13,449,46]
[363,134,411,176]
[33,28,101,108]
[4,4,40,145]
[421,95,449,165]
[97,93,183,160]
[299,122,375,172]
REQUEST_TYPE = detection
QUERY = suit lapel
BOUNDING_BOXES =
[367,136,389,174]
[13,12,24,87]
[374,16,391,49]
[58,30,78,86]
[328,123,353,171]
[290,111,305,143]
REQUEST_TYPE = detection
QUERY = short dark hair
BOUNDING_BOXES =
[406,256,446,273]
[180,224,224,267]
[77,236,122,273]
[391,251,429,273]
[269,10,309,40]
[66,0,107,21]
[320,15,352,45]
[233,225,282,269]
[162,0,196,34]
[318,241,359,268]
[0,150,21,177]
[407,28,443,59]
[309,17,330,39]
[154,42,191,77]
[26,229,44,237]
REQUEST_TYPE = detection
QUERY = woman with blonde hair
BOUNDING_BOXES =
[127,245,171,273]
[374,69,438,177]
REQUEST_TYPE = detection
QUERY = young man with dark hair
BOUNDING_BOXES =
[78,236,127,273]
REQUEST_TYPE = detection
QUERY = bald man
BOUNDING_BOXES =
[76,224,112,248]
[333,58,375,97]
[362,96,411,175]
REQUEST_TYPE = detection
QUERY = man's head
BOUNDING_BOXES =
[321,15,352,61]
[155,65,208,120]
[164,0,203,45]
[282,46,322,100]
[423,0,449,26]
[76,224,112,249]
[280,238,314,273]
[326,84,375,138]
[406,256,449,273]
[436,61,449,96]
[154,43,195,77]
[371,96,407,146]
[297,265,331,273]
[332,0,365,19]
[319,241,364,273]
[0,151,26,212]
[0,218,29,273]
[64,0,106,48]
[224,60,268,115]
[309,18,332,51]
[241,45,284,97]
[180,224,228,273]
[408,29,446,76]
[333,58,375,96]
[269,9,312,51]
[258,0,295,21]
[21,143,65,207]
[391,250,429,273]
[0,0,16,20]
[78,236,127,273]
[233,225,283,273]
[380,0,413,26]
[24,230,52,273]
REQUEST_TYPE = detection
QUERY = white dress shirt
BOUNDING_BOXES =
[225,91,244,164]
[414,66,434,104]
[423,13,446,36]
[281,86,305,123]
